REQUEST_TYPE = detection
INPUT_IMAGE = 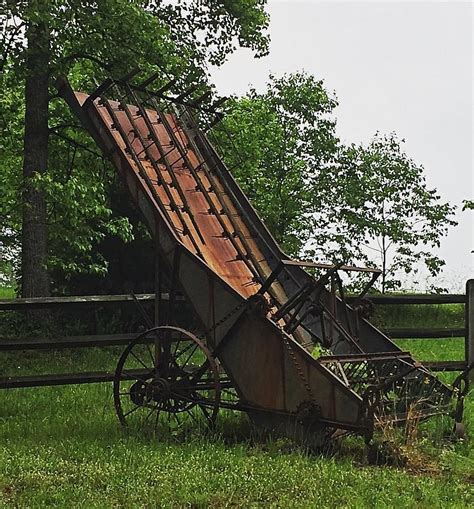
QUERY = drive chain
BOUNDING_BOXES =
[282,336,316,403]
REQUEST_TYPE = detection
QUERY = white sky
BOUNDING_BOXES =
[210,0,473,291]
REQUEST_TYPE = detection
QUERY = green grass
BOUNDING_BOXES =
[396,337,465,364]
[0,340,472,508]
[372,303,465,329]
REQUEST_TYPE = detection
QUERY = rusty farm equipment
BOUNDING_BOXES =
[56,73,470,447]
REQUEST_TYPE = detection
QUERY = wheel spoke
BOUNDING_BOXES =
[181,343,199,369]
[154,407,161,434]
[190,359,210,382]
[123,405,141,418]
[115,326,221,435]
[130,350,150,370]
[143,403,159,424]
[198,403,213,425]
[145,342,155,366]
[174,341,196,362]
[172,337,182,358]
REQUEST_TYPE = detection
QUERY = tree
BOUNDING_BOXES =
[0,0,270,296]
[213,72,339,255]
[312,133,457,292]
[217,81,456,292]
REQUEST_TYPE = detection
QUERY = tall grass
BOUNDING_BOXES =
[0,290,472,506]
[372,303,465,329]
[0,341,472,507]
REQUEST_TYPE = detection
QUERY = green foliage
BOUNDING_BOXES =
[216,77,455,291]
[313,133,457,292]
[0,286,15,299]
[214,72,339,255]
[34,172,134,277]
[0,0,270,290]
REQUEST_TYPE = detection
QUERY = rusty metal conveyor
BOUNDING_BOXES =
[56,74,469,446]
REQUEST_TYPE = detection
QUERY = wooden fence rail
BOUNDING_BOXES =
[0,281,472,385]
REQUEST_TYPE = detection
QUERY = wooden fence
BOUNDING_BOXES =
[0,280,472,388]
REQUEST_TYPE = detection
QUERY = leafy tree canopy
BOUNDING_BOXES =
[213,72,339,256]
[305,133,457,292]
[214,75,457,292]
[0,0,269,292]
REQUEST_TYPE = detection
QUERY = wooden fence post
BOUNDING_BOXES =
[466,279,474,385]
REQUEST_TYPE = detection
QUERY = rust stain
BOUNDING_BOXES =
[84,93,275,299]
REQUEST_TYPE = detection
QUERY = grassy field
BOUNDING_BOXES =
[0,337,472,508]
[0,295,471,507]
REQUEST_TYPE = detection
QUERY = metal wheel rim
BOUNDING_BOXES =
[113,326,221,433]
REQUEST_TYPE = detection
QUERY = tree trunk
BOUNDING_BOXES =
[21,3,50,297]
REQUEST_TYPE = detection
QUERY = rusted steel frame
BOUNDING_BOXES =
[424,361,467,371]
[256,261,285,295]
[282,274,327,328]
[107,83,205,245]
[84,77,114,106]
[272,282,313,321]
[335,361,350,386]
[155,100,261,280]
[167,247,182,326]
[154,240,162,327]
[191,124,314,306]
[284,296,314,332]
[266,261,344,325]
[273,264,341,321]
[271,263,340,319]
[351,271,381,306]
[195,125,375,320]
[153,103,246,249]
[179,109,272,286]
[281,260,381,274]
[319,351,413,363]
[173,83,202,103]
[158,250,182,369]
[100,96,202,256]
[373,365,422,394]
[136,72,159,88]
[116,83,206,246]
[285,303,321,335]
[334,273,354,338]
[121,79,218,115]
[181,392,368,433]
[145,93,260,280]
[321,306,365,353]
[150,100,251,267]
[189,91,213,109]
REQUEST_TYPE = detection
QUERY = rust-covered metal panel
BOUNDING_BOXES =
[57,76,461,445]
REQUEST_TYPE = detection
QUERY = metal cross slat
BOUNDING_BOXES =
[100,95,203,258]
[118,83,207,247]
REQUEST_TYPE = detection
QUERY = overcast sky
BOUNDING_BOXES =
[210,0,473,291]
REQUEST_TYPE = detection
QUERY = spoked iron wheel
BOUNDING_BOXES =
[114,326,220,436]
